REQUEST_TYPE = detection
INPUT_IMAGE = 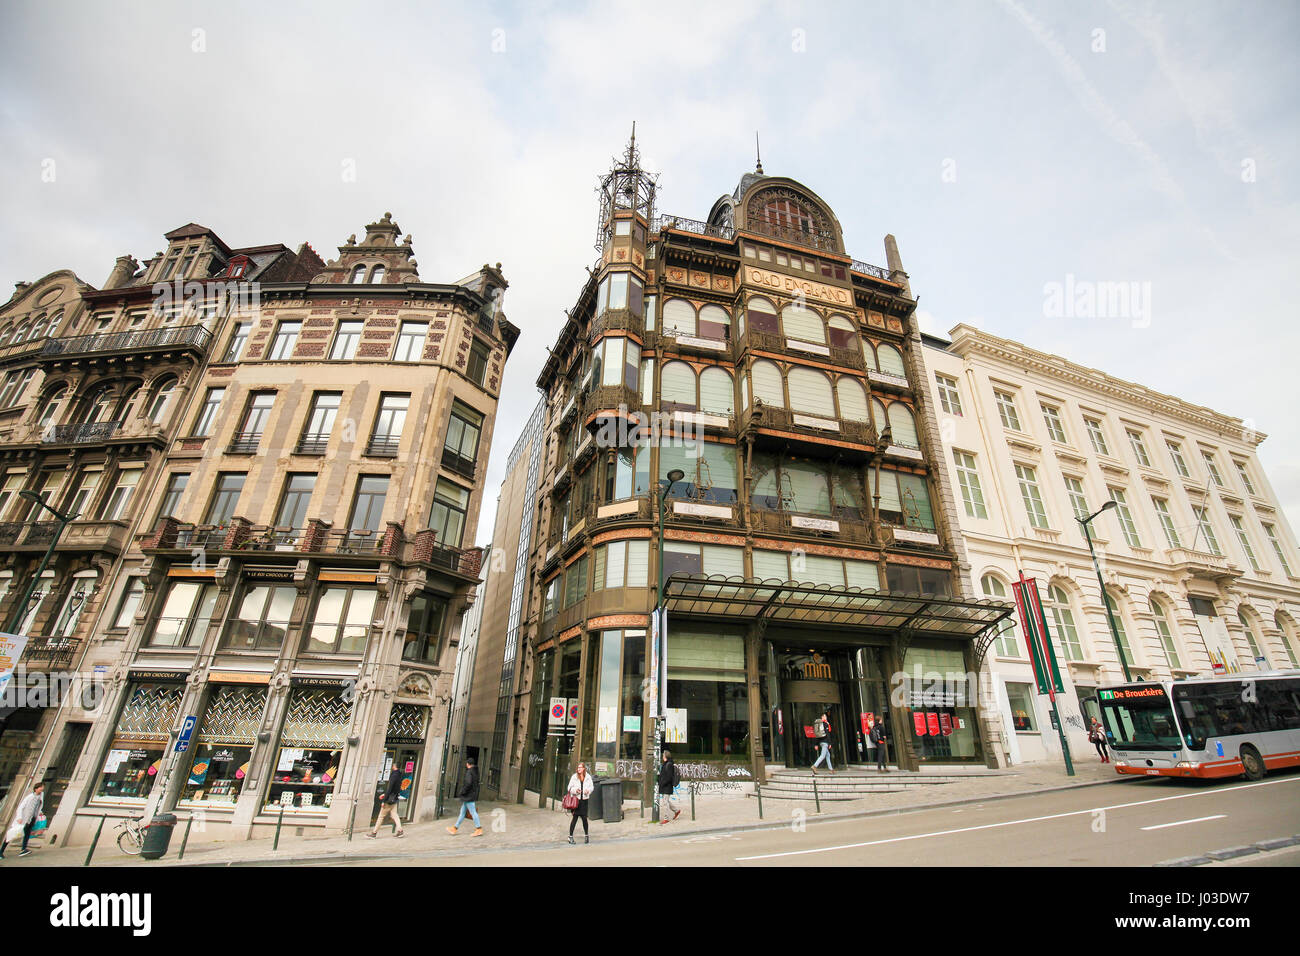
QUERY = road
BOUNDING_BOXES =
[327,773,1300,867]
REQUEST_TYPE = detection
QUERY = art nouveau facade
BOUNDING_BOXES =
[922,325,1300,765]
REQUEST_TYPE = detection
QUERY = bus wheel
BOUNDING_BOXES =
[1239,745,1266,781]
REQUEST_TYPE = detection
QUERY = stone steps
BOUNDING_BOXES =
[748,766,1012,800]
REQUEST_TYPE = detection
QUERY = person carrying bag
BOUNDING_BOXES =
[564,762,594,845]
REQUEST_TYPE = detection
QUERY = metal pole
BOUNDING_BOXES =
[435,696,453,819]
[652,490,666,823]
[1082,518,1133,682]
[82,816,105,867]
[756,782,763,819]
[273,804,285,851]
[1048,689,1075,777]
[177,817,193,860]
[813,776,821,813]
[689,782,695,821]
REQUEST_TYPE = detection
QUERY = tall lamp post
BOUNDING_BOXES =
[4,492,78,635]
[651,468,686,823]
[1077,500,1133,683]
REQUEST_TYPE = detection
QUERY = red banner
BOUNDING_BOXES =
[927,713,940,736]
[860,712,872,734]
[913,712,927,736]
[939,713,953,736]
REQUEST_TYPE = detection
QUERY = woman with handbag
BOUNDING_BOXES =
[564,762,594,845]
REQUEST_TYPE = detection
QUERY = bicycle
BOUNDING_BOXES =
[115,815,146,855]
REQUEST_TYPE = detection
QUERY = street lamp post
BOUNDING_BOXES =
[651,468,686,823]
[4,492,78,635]
[1077,500,1133,683]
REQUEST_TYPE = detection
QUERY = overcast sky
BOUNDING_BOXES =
[2,0,1297,544]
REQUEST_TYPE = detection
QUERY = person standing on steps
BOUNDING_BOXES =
[565,762,595,844]
[368,758,406,838]
[811,711,834,774]
[446,756,483,837]
[657,750,681,824]
[871,718,889,772]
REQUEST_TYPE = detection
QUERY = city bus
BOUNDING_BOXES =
[1097,671,1300,780]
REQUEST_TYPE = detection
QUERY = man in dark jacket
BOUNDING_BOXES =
[657,750,681,824]
[871,720,889,772]
[367,758,406,838]
[446,756,483,837]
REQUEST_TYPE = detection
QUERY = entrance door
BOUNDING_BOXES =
[371,747,419,825]
[42,722,90,819]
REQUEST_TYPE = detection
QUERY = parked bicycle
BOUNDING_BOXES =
[115,815,146,855]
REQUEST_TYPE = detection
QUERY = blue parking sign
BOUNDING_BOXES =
[174,715,198,753]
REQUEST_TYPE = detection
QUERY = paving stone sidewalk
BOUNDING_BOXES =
[6,759,1123,867]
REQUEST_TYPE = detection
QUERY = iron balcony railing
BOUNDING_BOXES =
[295,433,331,455]
[44,420,122,444]
[20,636,80,671]
[652,214,733,240]
[365,437,401,458]
[226,433,262,454]
[441,448,477,480]
[41,323,212,358]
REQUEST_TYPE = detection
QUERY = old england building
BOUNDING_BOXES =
[0,214,516,843]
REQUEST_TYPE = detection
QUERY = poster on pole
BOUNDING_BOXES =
[0,631,30,703]
[664,708,687,744]
[1012,576,1064,695]
[658,606,669,719]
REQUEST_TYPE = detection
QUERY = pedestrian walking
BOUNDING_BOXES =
[367,758,406,838]
[564,762,595,844]
[657,750,681,824]
[1,781,44,859]
[446,756,483,837]
[1089,718,1110,763]
[870,719,889,772]
[811,711,834,773]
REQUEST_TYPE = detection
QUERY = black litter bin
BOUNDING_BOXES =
[598,778,623,822]
[587,777,604,819]
[139,813,177,860]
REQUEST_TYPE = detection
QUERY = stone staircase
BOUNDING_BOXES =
[753,765,1011,801]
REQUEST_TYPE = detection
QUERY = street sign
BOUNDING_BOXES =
[174,714,198,753]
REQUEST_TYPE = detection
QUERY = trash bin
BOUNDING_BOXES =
[139,813,177,860]
[599,778,623,823]
[587,776,604,819]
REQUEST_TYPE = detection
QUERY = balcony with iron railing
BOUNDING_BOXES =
[0,335,51,366]
[295,433,331,455]
[651,214,734,242]
[441,448,477,480]
[40,323,212,360]
[226,432,262,454]
[733,326,865,371]
[587,308,644,344]
[365,436,401,458]
[582,384,643,426]
[20,636,81,671]
[740,402,876,456]
[43,420,123,444]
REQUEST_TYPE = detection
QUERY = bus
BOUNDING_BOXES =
[1097,671,1300,780]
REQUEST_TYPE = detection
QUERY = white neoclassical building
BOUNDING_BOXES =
[921,325,1300,766]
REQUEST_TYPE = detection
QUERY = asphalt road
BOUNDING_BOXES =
[333,772,1300,867]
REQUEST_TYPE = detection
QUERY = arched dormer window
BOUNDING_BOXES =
[349,265,367,284]
[369,265,386,284]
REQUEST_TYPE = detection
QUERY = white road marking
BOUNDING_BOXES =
[1140,814,1226,831]
[735,776,1298,861]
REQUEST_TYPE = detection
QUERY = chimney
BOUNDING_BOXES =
[883,235,911,297]
[104,255,139,290]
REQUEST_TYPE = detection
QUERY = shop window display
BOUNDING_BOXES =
[95,680,184,801]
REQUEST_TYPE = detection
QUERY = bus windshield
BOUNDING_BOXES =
[1098,685,1183,751]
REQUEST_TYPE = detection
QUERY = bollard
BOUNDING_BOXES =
[813,776,821,813]
[756,782,763,819]
[273,804,286,851]
[177,817,194,860]
[83,816,106,867]
[690,784,696,821]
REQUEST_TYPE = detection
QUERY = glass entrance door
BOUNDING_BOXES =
[371,747,418,824]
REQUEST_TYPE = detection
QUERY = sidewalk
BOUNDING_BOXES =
[7,759,1123,867]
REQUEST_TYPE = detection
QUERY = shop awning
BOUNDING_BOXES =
[662,573,1013,639]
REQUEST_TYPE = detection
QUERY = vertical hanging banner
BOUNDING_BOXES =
[0,631,30,703]
[926,712,940,736]
[939,713,953,736]
[648,606,661,719]
[657,606,669,718]
[913,713,927,736]
[1013,576,1065,695]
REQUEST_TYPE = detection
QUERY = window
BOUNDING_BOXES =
[935,375,962,415]
[1040,403,1066,443]
[1202,451,1224,486]
[1015,464,1049,529]
[276,474,316,529]
[873,469,935,530]
[782,305,824,344]
[146,377,177,424]
[149,582,218,647]
[1151,600,1182,670]
[1084,417,1110,456]
[1238,610,1267,668]
[1046,585,1083,661]
[1192,505,1221,555]
[1152,497,1180,548]
[875,344,906,378]
[68,467,103,518]
[788,367,833,415]
[660,360,697,411]
[402,593,448,663]
[207,473,245,525]
[193,388,225,437]
[698,305,731,342]
[698,367,734,417]
[604,446,651,501]
[665,629,749,760]
[101,467,142,521]
[0,369,35,408]
[114,577,146,629]
[369,265,385,284]
[1126,430,1152,467]
[368,394,408,456]
[223,322,251,362]
[348,476,389,532]
[660,442,738,505]
[467,339,490,386]
[429,479,470,548]
[595,272,644,318]
[299,392,340,453]
[593,540,650,590]
[1006,682,1038,732]
[953,450,988,520]
[1105,592,1136,665]
[1108,488,1141,548]
[37,386,67,429]
[994,390,1021,431]
[563,555,589,607]
[662,299,696,337]
[1166,441,1190,478]
[1229,515,1262,572]
[982,576,1020,657]
[1262,523,1293,576]
[1063,476,1089,521]
[746,297,778,335]
[596,336,641,391]
[233,392,274,450]
[305,588,376,655]
[443,402,484,477]
[0,472,24,519]
[827,315,855,349]
[268,321,301,360]
[661,542,744,579]
[886,403,919,447]
[330,320,363,360]
[393,321,427,362]
[350,265,367,284]
[223,585,296,651]
[1233,460,1257,496]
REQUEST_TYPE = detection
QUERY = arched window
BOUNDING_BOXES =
[116,384,142,423]
[81,384,115,424]
[698,305,730,342]
[698,367,734,417]
[349,265,367,284]
[751,360,784,407]
[369,265,386,284]
[0,325,11,347]
[862,340,878,370]
[29,314,48,340]
[827,315,855,349]
[1238,609,1268,668]
[1275,611,1299,668]
[781,304,824,344]
[787,367,832,414]
[876,343,906,377]
[784,459,832,516]
[12,322,29,344]
[836,378,869,422]
[887,403,918,447]
[37,385,67,428]
[1045,585,1083,661]
[662,299,696,337]
[46,310,63,336]
[981,575,1019,657]
[740,372,750,411]
[147,376,178,424]
[1150,599,1182,670]
[660,361,696,411]
[872,398,888,432]
[746,297,779,335]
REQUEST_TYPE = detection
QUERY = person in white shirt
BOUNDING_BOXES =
[1,781,44,859]
[565,763,595,844]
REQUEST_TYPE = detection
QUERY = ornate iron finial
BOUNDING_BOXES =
[755,131,763,174]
